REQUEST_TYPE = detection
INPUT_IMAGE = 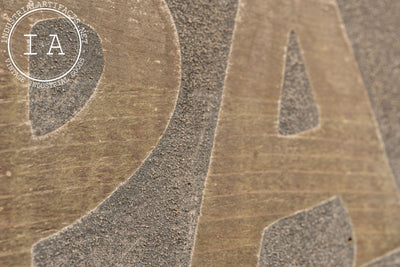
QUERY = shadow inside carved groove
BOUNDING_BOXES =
[258,196,354,267]
[278,30,319,136]
[29,19,104,136]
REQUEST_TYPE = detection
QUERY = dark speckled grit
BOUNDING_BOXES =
[33,0,238,266]
[337,0,400,192]
[278,30,319,136]
[362,248,400,267]
[29,19,104,136]
[258,196,355,267]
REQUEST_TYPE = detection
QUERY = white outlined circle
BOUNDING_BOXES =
[7,8,82,82]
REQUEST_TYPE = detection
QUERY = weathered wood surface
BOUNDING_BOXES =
[337,0,400,193]
[1,0,400,266]
[192,0,400,265]
[0,0,180,266]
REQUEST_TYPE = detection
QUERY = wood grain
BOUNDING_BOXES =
[0,0,180,266]
[192,0,400,265]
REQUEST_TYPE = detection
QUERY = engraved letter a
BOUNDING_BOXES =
[47,34,65,55]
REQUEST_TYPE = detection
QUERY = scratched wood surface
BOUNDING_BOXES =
[192,0,400,266]
[0,0,180,266]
